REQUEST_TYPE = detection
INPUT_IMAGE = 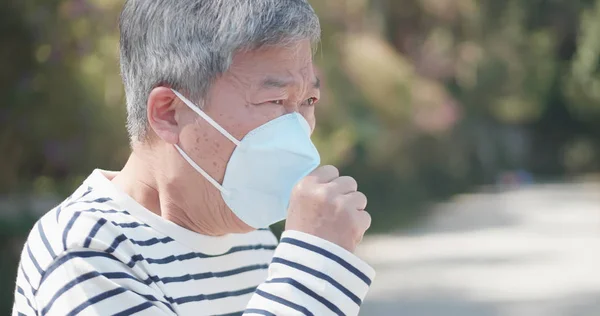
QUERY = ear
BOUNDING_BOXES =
[147,87,180,144]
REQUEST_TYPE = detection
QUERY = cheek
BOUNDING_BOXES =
[179,117,236,183]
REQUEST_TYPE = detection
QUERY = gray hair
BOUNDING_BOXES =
[119,0,321,142]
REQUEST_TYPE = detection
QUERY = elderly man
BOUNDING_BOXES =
[13,0,374,315]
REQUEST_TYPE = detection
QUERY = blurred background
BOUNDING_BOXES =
[1,0,599,315]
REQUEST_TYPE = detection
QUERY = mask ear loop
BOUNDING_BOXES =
[174,144,228,194]
[171,89,240,146]
[171,89,240,195]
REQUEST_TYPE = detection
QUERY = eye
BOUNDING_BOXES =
[270,100,284,105]
[304,97,318,106]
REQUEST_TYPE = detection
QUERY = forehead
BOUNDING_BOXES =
[229,40,315,81]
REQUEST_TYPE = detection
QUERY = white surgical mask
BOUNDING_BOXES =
[172,89,321,228]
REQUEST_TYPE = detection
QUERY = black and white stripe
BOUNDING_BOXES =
[13,171,374,316]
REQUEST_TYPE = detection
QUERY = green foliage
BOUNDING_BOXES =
[1,0,599,227]
[306,0,600,228]
[565,1,600,120]
[0,0,128,196]
[1,0,600,312]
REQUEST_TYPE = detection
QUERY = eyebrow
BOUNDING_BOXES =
[261,77,321,89]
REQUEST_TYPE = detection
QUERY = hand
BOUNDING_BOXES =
[285,165,371,253]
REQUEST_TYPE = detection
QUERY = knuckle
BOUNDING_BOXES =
[348,176,358,187]
[314,186,333,204]
[338,176,358,191]
[293,178,306,190]
[362,211,372,227]
[349,191,366,209]
[292,179,309,196]
[358,191,368,206]
[308,168,320,177]
[302,172,318,185]
[311,165,340,182]
[328,192,343,208]
[324,165,339,177]
[327,164,340,172]
[353,210,371,230]
[332,194,346,210]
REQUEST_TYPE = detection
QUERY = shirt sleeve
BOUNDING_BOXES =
[13,267,38,316]
[33,249,176,316]
[244,230,375,316]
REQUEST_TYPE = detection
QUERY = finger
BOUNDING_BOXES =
[330,176,358,194]
[309,165,339,183]
[344,191,368,210]
[353,210,372,233]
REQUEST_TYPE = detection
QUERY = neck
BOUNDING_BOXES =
[111,147,247,236]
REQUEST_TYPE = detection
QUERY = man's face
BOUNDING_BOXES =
[172,39,320,228]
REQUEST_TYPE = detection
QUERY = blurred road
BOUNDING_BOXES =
[357,182,600,316]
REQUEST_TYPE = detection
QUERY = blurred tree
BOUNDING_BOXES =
[565,0,600,121]
[0,0,128,196]
[0,3,600,304]
[2,0,600,312]
[308,0,600,228]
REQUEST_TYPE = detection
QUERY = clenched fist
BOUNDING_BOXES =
[286,165,371,252]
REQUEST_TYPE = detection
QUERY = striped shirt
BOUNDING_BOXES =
[13,170,375,315]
